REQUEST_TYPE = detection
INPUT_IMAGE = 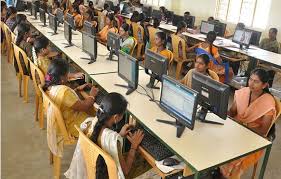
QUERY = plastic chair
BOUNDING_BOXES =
[195,48,230,83]
[147,26,157,48]
[2,22,13,63]
[1,21,7,54]
[171,34,194,79]
[97,11,106,31]
[131,37,138,56]
[131,22,145,58]
[12,43,30,103]
[29,59,45,129]
[39,86,77,179]
[75,125,118,179]
[251,98,281,179]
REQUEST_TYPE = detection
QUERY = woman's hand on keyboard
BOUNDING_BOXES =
[76,83,92,91]
[89,86,99,97]
[128,130,144,150]
[119,124,133,137]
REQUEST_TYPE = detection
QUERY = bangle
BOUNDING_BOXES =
[130,147,137,151]
[88,96,95,101]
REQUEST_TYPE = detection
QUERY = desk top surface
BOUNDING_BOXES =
[91,71,271,171]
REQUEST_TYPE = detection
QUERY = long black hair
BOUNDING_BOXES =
[130,11,139,22]
[90,92,128,179]
[121,23,130,32]
[43,59,69,91]
[6,6,17,19]
[206,31,217,57]
[176,21,187,34]
[16,22,30,46]
[34,36,49,55]
[11,14,27,32]
[156,31,167,47]
[248,68,271,94]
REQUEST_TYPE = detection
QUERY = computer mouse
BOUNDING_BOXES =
[162,158,180,166]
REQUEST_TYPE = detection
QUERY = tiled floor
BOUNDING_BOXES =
[1,55,281,179]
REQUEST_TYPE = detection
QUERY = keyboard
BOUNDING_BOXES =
[134,126,174,161]
[84,87,105,105]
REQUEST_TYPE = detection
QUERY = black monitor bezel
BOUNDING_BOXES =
[107,31,121,55]
[56,8,64,24]
[64,21,72,45]
[83,20,96,36]
[160,75,198,130]
[232,28,253,47]
[144,49,168,79]
[81,31,97,60]
[66,13,76,31]
[117,50,139,90]
[39,8,46,25]
[49,13,57,33]
[31,4,38,19]
[200,20,215,34]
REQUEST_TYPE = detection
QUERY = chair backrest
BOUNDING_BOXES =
[97,11,106,30]
[266,98,281,136]
[131,22,144,44]
[171,34,187,62]
[75,126,118,179]
[38,86,73,143]
[131,37,138,55]
[29,59,45,97]
[147,26,157,48]
[12,42,29,76]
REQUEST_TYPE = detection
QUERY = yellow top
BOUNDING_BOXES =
[180,69,219,88]
[150,46,173,63]
[48,85,89,137]
[37,56,51,75]
[98,25,118,42]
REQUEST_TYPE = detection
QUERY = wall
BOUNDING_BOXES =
[169,0,281,41]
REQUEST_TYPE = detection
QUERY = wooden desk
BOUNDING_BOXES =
[90,71,272,179]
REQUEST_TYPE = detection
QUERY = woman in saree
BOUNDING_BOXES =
[219,68,277,179]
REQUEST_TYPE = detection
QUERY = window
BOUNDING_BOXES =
[141,0,166,7]
[215,0,272,29]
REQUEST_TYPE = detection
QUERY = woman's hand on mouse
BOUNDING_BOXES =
[127,130,144,150]
[76,83,92,91]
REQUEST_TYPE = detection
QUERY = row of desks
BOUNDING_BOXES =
[24,12,272,178]
[121,14,281,69]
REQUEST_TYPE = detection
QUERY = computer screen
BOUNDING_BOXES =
[32,4,38,19]
[82,32,97,60]
[191,71,230,120]
[56,8,64,24]
[172,15,184,26]
[65,13,76,30]
[105,0,114,11]
[184,16,195,29]
[152,9,162,21]
[145,49,168,78]
[232,29,253,46]
[64,21,72,45]
[160,75,198,130]
[200,21,215,34]
[213,21,227,37]
[119,3,125,13]
[49,13,57,34]
[142,6,152,17]
[39,8,46,25]
[83,21,96,36]
[107,31,120,56]
[118,50,139,93]
[247,29,262,46]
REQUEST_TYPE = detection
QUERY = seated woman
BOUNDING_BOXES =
[33,36,84,79]
[82,9,97,29]
[72,4,84,29]
[65,92,150,179]
[5,6,17,30]
[175,21,199,59]
[150,31,173,62]
[119,23,135,54]
[180,54,219,88]
[43,60,98,138]
[97,13,118,43]
[16,22,34,58]
[113,6,123,29]
[11,14,27,35]
[52,0,61,15]
[194,31,233,83]
[220,68,277,179]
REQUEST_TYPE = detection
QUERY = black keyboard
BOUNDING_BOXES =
[84,88,105,105]
[134,126,174,161]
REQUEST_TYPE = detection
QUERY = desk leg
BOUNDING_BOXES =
[259,144,272,179]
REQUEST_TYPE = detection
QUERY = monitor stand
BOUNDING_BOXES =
[107,49,118,61]
[239,44,249,51]
[196,107,224,125]
[48,31,58,36]
[40,23,47,27]
[81,55,96,64]
[115,84,135,95]
[62,42,73,48]
[146,76,160,89]
[156,119,185,138]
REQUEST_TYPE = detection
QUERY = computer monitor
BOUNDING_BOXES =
[83,21,96,36]
[247,29,262,46]
[142,6,152,17]
[144,49,168,89]
[65,13,76,31]
[191,71,230,124]
[64,21,72,47]
[115,50,139,95]
[107,31,120,61]
[213,21,227,37]
[81,32,97,64]
[105,0,114,11]
[39,8,47,26]
[56,8,64,25]
[31,3,38,19]
[152,9,162,21]
[232,29,253,50]
[184,16,195,29]
[200,21,215,34]
[172,14,184,26]
[158,75,198,138]
[48,13,57,34]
